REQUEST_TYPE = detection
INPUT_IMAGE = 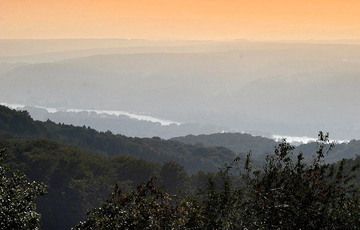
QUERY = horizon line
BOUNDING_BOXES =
[1,38,360,45]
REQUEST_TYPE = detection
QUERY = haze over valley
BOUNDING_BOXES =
[1,39,360,140]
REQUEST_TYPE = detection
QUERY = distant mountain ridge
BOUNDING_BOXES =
[0,105,238,173]
[0,102,224,138]
[2,102,349,144]
[1,103,359,173]
[2,42,360,140]
[0,102,182,126]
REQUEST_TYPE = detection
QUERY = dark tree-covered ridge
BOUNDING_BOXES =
[0,105,239,173]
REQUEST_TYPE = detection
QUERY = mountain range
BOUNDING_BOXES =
[1,40,360,139]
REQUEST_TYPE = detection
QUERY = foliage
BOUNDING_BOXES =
[236,132,359,229]
[78,132,360,229]
[0,139,160,230]
[0,148,46,230]
[160,161,189,195]
[74,179,204,230]
[195,132,360,229]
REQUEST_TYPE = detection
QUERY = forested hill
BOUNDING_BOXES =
[0,105,237,173]
[1,138,161,230]
[172,133,277,157]
[1,105,360,229]
[173,133,360,163]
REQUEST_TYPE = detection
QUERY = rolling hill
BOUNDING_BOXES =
[0,105,238,173]
[173,132,360,164]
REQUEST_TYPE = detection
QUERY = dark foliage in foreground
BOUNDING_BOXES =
[0,149,46,230]
[235,132,360,229]
[74,179,204,230]
[0,139,161,230]
[76,132,360,229]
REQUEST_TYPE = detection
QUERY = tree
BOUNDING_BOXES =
[74,132,360,229]
[73,179,204,230]
[231,132,360,229]
[0,148,46,230]
[194,132,360,229]
[159,161,189,195]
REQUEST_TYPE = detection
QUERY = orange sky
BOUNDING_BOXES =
[0,0,360,40]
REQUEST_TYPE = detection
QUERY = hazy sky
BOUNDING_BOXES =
[1,0,360,40]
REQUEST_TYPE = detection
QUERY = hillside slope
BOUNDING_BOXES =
[173,133,360,163]
[0,138,162,230]
[0,105,238,173]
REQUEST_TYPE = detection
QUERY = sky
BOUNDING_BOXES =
[0,0,360,41]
